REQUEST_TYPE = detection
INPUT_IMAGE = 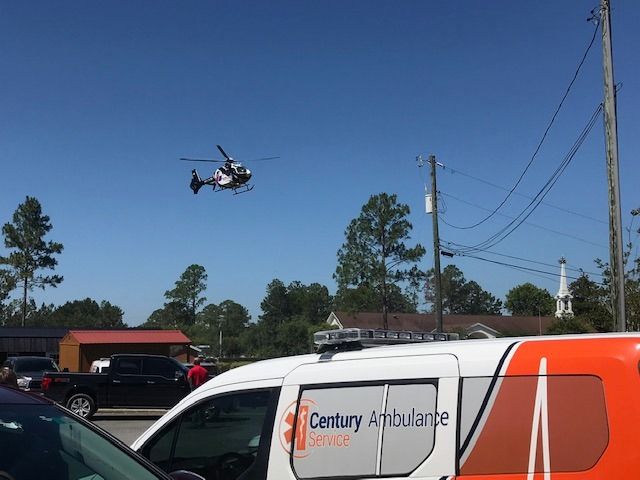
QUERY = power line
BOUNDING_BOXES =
[455,252,605,287]
[448,18,601,230]
[448,103,603,254]
[441,240,604,277]
[439,165,607,225]
[439,192,607,249]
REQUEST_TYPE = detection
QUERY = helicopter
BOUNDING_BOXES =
[180,145,279,195]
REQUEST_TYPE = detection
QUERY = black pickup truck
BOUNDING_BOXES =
[42,354,191,419]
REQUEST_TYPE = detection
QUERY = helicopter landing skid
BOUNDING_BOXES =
[232,184,254,195]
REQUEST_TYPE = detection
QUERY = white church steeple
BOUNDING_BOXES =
[555,257,573,318]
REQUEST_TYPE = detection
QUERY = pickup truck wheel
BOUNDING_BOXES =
[67,393,96,419]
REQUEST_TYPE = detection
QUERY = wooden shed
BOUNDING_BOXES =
[58,329,191,372]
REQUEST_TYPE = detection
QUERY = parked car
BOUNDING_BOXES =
[42,354,190,418]
[2,355,60,392]
[132,328,640,480]
[89,357,111,373]
[0,384,203,480]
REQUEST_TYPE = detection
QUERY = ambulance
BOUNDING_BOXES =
[131,328,640,479]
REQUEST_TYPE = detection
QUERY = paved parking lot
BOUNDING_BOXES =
[93,409,166,446]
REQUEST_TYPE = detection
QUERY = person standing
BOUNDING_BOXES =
[187,357,208,391]
[0,367,18,389]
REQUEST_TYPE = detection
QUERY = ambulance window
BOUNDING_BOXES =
[140,389,274,480]
[460,375,608,475]
[291,382,444,478]
[459,376,493,446]
[380,383,438,475]
[291,386,384,478]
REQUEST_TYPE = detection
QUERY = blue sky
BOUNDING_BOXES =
[1,1,638,326]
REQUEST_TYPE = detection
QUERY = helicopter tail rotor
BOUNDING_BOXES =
[190,169,204,194]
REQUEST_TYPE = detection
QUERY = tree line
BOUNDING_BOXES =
[142,266,333,357]
[1,195,639,356]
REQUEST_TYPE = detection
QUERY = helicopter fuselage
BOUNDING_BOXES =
[213,163,252,189]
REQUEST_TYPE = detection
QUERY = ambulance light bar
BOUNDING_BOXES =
[314,328,457,351]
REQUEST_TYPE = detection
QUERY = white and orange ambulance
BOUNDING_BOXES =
[132,329,640,480]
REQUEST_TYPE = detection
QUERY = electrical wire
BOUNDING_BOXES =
[441,239,604,277]
[442,105,601,243]
[440,165,607,225]
[439,192,607,249]
[447,103,603,254]
[448,17,601,230]
[455,252,605,286]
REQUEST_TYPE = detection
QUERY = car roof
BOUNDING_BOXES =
[5,356,55,361]
[0,385,52,405]
[111,354,173,359]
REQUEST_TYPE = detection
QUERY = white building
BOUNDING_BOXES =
[555,257,574,318]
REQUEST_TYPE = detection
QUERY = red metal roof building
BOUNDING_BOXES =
[59,329,192,372]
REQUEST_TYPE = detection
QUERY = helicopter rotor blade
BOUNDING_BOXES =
[244,156,281,162]
[216,145,232,160]
[179,158,226,163]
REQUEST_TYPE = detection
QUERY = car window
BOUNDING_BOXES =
[291,385,385,478]
[13,358,59,373]
[115,358,142,375]
[0,404,168,480]
[143,358,181,378]
[380,383,439,474]
[141,389,273,480]
[460,375,608,475]
[290,381,443,478]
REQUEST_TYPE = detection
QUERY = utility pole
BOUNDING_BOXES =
[538,305,542,336]
[218,315,224,359]
[429,155,444,333]
[601,0,626,331]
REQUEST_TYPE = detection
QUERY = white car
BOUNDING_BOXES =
[89,358,111,373]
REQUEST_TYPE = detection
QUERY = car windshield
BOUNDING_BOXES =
[0,404,166,480]
[13,358,59,374]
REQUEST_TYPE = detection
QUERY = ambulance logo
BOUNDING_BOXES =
[279,398,360,459]
[279,398,316,458]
